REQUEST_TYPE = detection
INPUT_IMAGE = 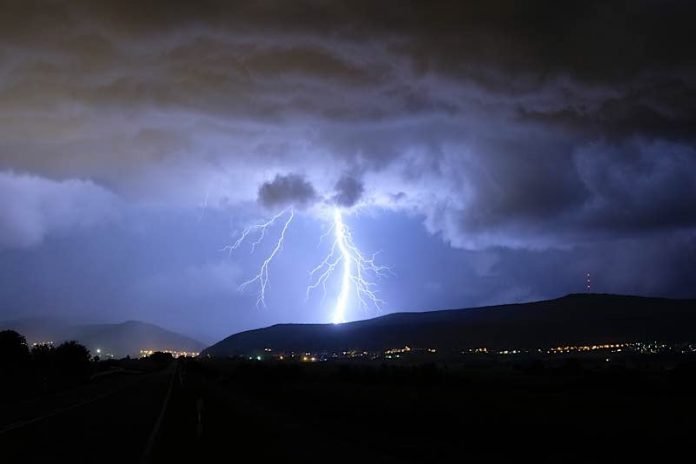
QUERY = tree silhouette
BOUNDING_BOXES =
[31,343,56,387]
[31,343,55,366]
[148,351,175,368]
[0,330,30,374]
[148,351,174,361]
[54,341,92,379]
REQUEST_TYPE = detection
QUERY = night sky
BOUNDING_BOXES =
[1,1,695,343]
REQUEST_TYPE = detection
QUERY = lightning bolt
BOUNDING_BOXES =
[226,205,388,323]
[224,207,295,307]
[307,208,389,324]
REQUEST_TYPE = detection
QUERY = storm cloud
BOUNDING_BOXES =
[332,175,364,208]
[0,0,692,246]
[258,173,317,210]
[0,0,695,338]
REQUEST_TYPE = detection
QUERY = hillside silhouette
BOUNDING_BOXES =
[203,294,696,356]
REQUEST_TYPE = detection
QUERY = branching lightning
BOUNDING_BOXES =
[224,207,295,307]
[227,205,388,323]
[307,208,390,324]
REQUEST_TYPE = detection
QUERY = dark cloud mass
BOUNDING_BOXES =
[258,173,317,210]
[332,175,364,208]
[0,0,695,338]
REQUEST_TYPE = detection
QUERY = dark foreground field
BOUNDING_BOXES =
[3,358,696,463]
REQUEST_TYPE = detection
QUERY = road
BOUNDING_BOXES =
[0,366,174,463]
[0,361,370,463]
[152,361,387,463]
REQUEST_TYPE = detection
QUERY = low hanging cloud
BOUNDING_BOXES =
[0,171,119,249]
[257,173,318,210]
[332,175,364,208]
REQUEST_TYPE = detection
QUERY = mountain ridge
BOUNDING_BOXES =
[202,293,696,356]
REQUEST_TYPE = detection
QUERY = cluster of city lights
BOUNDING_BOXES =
[231,340,696,363]
[460,341,690,356]
[139,349,199,358]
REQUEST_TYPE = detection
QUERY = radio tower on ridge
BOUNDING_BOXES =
[586,272,592,293]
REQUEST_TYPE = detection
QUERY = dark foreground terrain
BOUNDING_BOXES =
[3,356,696,463]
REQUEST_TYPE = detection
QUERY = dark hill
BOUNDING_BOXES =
[202,294,696,356]
[64,321,205,358]
[0,319,205,358]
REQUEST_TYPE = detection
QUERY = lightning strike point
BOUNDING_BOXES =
[308,207,390,324]
[333,208,351,324]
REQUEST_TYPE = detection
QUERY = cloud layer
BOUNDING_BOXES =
[0,0,693,250]
[0,1,695,337]
[0,171,118,248]
[258,173,317,210]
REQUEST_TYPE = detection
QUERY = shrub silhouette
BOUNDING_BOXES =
[54,341,92,379]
